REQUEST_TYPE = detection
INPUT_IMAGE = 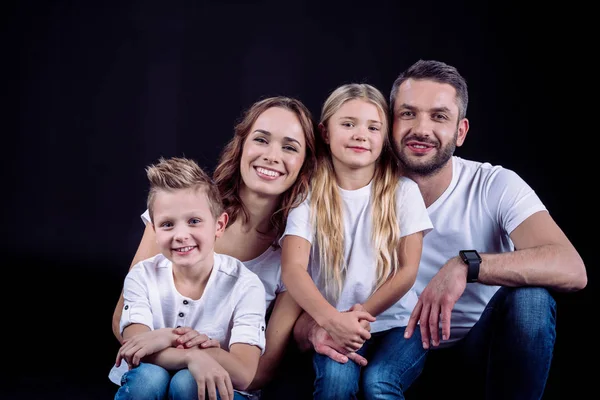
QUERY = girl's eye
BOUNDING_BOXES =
[342,122,354,128]
[369,126,380,131]
[254,137,267,144]
[283,145,298,152]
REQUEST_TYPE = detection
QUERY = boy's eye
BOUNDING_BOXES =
[189,218,201,224]
[160,222,173,228]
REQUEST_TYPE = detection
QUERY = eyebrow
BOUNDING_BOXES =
[338,116,382,124]
[253,129,303,146]
[397,103,452,114]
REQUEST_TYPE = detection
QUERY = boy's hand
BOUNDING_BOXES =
[187,349,234,400]
[115,328,177,368]
[174,326,221,349]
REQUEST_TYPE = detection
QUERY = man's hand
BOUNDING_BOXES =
[173,327,221,349]
[115,328,177,368]
[405,257,467,348]
[186,349,234,400]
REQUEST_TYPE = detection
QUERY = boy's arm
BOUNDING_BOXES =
[112,223,159,343]
[246,291,302,391]
[362,232,423,316]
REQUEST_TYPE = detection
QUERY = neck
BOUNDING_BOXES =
[404,158,454,208]
[236,184,280,234]
[172,255,213,285]
[332,160,375,190]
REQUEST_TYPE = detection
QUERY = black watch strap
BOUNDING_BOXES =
[459,250,481,283]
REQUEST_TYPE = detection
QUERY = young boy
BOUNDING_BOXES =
[108,156,266,400]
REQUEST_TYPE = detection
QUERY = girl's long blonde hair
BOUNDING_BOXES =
[311,83,401,302]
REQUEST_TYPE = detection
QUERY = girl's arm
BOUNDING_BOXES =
[112,223,159,343]
[246,291,302,391]
[363,231,424,316]
[281,235,374,352]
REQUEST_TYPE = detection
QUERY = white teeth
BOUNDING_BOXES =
[256,167,281,177]
[175,246,195,252]
[413,145,428,148]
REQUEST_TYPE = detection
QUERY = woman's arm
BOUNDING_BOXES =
[281,235,374,352]
[363,232,423,316]
[112,223,159,343]
[246,291,302,391]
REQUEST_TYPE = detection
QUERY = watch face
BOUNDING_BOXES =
[460,250,481,262]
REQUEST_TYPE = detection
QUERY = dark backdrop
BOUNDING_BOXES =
[2,0,592,399]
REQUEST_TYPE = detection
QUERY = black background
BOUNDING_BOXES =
[2,0,592,398]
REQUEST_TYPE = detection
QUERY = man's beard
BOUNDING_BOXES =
[395,130,457,176]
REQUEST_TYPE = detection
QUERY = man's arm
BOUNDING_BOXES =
[479,211,587,291]
[112,223,159,343]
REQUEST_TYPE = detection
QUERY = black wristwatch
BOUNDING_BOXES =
[459,250,481,283]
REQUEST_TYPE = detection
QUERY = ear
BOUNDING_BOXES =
[214,212,229,238]
[455,118,470,147]
[318,122,329,144]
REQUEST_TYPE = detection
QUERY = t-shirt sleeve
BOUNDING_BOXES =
[141,209,151,226]
[279,197,313,246]
[229,274,267,354]
[120,262,154,334]
[484,167,547,235]
[397,177,434,238]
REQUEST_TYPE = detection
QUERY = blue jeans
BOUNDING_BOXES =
[115,362,250,400]
[407,286,557,400]
[313,326,427,399]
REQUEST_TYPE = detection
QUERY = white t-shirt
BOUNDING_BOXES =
[141,209,285,311]
[108,252,266,385]
[418,156,547,343]
[282,177,433,333]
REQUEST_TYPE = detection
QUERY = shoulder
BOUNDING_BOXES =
[129,254,169,275]
[455,156,525,187]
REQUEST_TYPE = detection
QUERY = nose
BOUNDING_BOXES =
[173,225,190,242]
[263,144,281,164]
[352,126,368,141]
[413,114,433,136]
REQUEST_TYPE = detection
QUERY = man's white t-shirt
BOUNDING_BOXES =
[418,156,547,343]
[141,209,285,312]
[108,252,266,385]
[282,177,433,333]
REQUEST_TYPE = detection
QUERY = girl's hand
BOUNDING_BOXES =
[174,326,221,349]
[323,309,375,352]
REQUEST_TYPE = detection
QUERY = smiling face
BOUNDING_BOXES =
[391,78,469,176]
[239,106,307,198]
[323,98,384,174]
[152,187,227,270]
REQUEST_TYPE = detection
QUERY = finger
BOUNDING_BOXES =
[440,303,452,342]
[200,339,221,349]
[346,351,368,367]
[358,327,372,341]
[215,377,230,400]
[315,344,348,363]
[206,378,218,400]
[178,331,206,346]
[429,303,441,346]
[359,319,371,331]
[132,348,147,367]
[115,352,122,367]
[225,375,234,400]
[174,326,193,335]
[197,378,206,400]
[405,300,423,339]
[348,303,364,312]
[419,303,432,349]
[354,311,376,322]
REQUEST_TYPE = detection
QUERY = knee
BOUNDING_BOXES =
[169,369,197,400]
[118,363,170,399]
[313,354,359,399]
[505,287,556,336]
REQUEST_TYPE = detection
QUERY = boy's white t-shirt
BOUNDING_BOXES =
[141,210,285,311]
[282,176,433,333]
[418,156,547,344]
[108,252,266,385]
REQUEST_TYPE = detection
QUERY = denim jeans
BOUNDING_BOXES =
[407,286,557,400]
[115,362,250,400]
[312,326,427,400]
